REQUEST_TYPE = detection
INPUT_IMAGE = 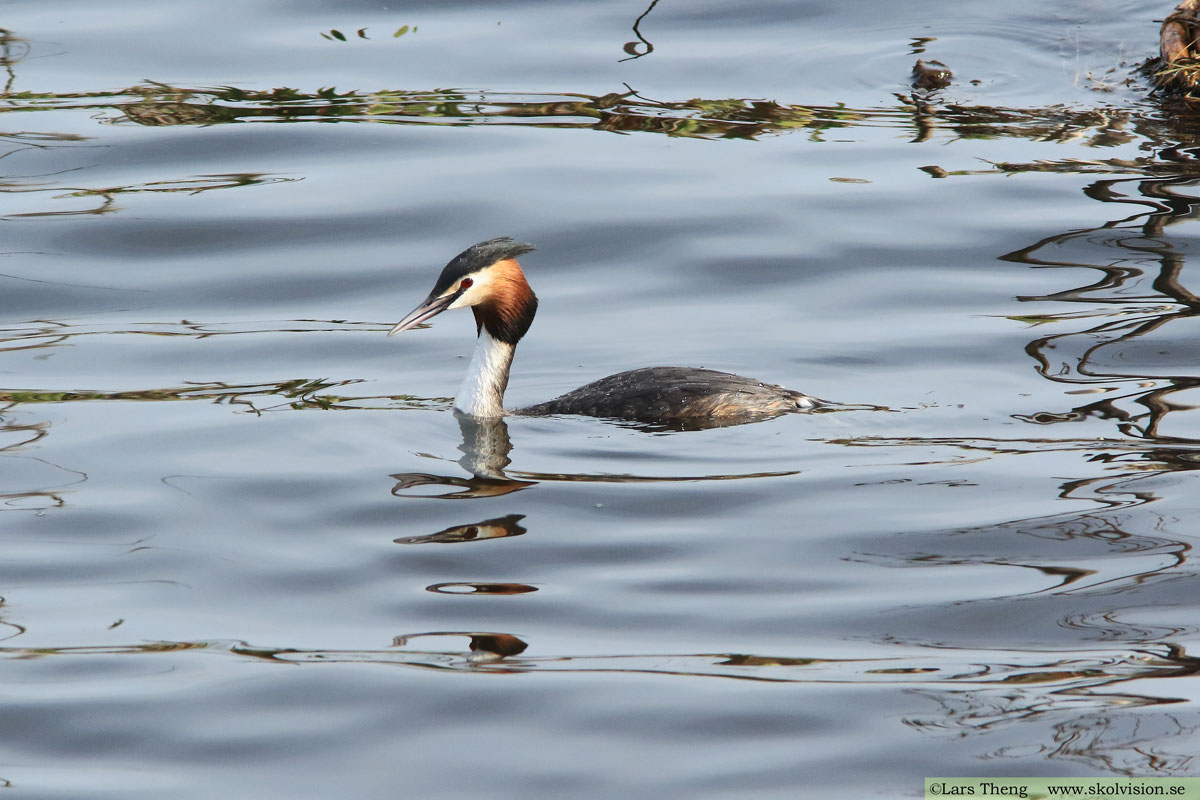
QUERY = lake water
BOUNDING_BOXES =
[3,0,1199,796]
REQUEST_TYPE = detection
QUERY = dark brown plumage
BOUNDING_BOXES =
[518,367,816,422]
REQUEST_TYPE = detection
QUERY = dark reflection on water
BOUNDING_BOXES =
[0,28,27,94]
[1004,167,1200,444]
[0,453,84,511]
[905,684,1199,775]
[4,171,300,220]
[619,0,660,62]
[785,135,1200,775]
[245,639,1200,686]
[10,637,1200,700]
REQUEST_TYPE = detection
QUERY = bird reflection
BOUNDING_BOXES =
[388,410,803,547]
[390,413,536,499]
[393,514,527,545]
[424,582,538,595]
[390,411,804,502]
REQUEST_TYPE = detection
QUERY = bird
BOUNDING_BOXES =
[388,237,821,425]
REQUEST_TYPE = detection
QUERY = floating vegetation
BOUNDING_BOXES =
[1151,0,1200,98]
[911,59,953,91]
[0,81,878,140]
[0,79,1186,145]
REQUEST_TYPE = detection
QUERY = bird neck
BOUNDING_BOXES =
[455,329,516,418]
[471,259,538,345]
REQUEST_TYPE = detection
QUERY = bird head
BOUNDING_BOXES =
[389,237,538,344]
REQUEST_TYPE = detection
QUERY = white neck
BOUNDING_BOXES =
[454,330,515,418]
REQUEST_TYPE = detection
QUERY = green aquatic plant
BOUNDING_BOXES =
[0,77,1183,147]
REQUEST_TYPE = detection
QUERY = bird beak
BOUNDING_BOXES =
[387,292,455,336]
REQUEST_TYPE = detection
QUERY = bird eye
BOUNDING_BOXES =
[460,278,473,290]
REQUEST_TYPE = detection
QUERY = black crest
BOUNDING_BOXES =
[430,237,536,297]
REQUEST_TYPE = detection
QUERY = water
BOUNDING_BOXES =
[2,0,1199,795]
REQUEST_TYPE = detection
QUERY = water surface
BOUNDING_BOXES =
[3,0,1200,796]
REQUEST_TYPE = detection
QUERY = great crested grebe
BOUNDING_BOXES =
[388,237,821,423]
